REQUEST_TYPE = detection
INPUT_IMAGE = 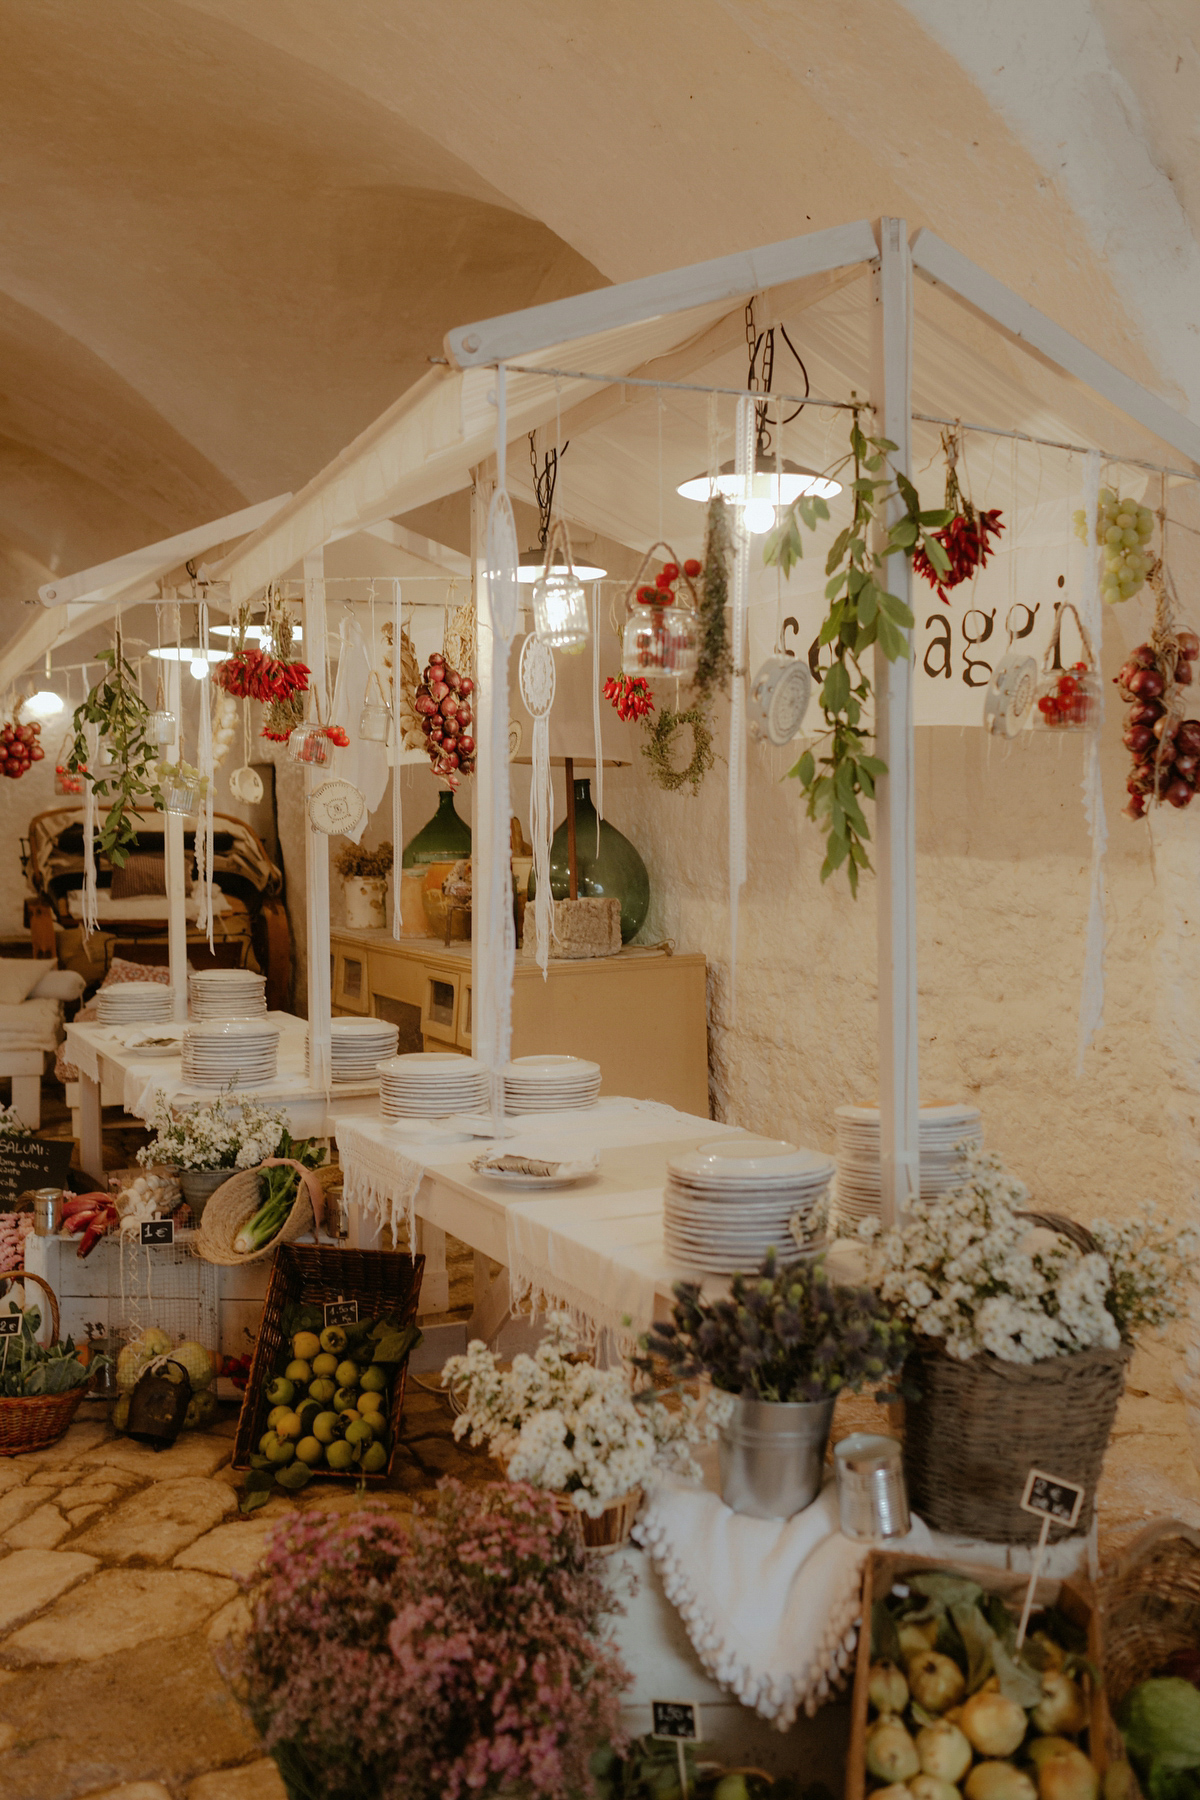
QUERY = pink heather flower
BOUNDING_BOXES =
[217,1481,629,1800]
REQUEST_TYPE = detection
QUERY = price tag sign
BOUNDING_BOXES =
[140,1218,175,1247]
[1021,1468,1085,1529]
[0,1314,21,1337]
[651,1701,701,1742]
[324,1299,359,1327]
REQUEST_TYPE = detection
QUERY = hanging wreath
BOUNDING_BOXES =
[641,706,715,796]
[912,429,1003,603]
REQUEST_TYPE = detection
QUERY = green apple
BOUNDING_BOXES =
[311,1352,338,1379]
[326,1439,356,1471]
[307,1378,336,1405]
[333,1387,359,1413]
[265,1377,295,1407]
[284,1359,312,1385]
[292,1331,321,1361]
[334,1360,359,1389]
[312,1410,339,1445]
[359,1365,387,1394]
[319,1325,347,1355]
[296,1436,324,1466]
[361,1440,388,1473]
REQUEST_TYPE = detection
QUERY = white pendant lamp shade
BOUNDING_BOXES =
[678,455,842,533]
[518,547,606,583]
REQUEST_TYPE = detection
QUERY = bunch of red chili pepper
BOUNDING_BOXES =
[912,430,1004,603]
[603,674,655,722]
[214,646,311,703]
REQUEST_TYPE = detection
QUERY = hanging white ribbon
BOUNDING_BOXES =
[81,713,100,941]
[591,585,604,855]
[728,396,754,1012]
[1077,450,1107,1071]
[520,633,556,977]
[392,579,405,939]
[194,599,216,948]
[481,366,520,1117]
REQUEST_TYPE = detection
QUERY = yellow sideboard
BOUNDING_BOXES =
[330,930,710,1118]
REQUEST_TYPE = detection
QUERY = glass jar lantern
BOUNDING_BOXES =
[532,568,589,652]
[148,709,177,746]
[287,723,331,765]
[622,595,700,680]
[163,783,198,815]
[358,702,390,742]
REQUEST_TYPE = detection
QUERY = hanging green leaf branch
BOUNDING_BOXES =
[762,414,952,894]
[66,634,162,868]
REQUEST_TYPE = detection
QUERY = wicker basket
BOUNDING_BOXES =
[0,1269,89,1457]
[195,1159,325,1266]
[550,1486,642,1552]
[232,1243,424,1483]
[901,1208,1131,1543]
[1098,1520,1200,1797]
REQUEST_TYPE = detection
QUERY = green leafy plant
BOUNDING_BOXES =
[0,1295,99,1396]
[66,638,162,867]
[763,417,952,893]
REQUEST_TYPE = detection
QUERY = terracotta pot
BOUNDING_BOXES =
[420,861,458,933]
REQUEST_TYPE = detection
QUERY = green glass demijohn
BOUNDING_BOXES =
[401,791,472,868]
[539,778,649,943]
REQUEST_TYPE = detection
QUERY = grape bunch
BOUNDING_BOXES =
[0,719,44,779]
[1117,631,1200,817]
[1072,489,1156,603]
[414,651,474,789]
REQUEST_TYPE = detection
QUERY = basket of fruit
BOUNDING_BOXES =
[1099,1519,1200,1799]
[232,1243,424,1497]
[0,1270,95,1455]
[850,1552,1108,1800]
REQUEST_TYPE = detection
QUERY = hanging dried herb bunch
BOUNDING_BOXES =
[66,628,162,867]
[641,705,715,796]
[693,492,733,702]
[259,596,309,743]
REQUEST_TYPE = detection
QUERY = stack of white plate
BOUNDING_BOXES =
[378,1052,489,1120]
[322,1018,400,1083]
[182,1020,280,1088]
[834,1101,984,1224]
[664,1137,836,1274]
[188,968,267,1020]
[503,1055,602,1114]
[98,982,173,1026]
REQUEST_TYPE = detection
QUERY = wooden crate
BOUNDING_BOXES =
[232,1244,424,1484]
[847,1550,1109,1800]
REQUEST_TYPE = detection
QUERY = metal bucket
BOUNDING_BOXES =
[718,1394,835,1519]
[834,1431,910,1540]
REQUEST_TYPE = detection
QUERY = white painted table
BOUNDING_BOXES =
[335,1099,741,1344]
[64,1012,382,1177]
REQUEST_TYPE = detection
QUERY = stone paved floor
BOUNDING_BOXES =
[0,1386,494,1800]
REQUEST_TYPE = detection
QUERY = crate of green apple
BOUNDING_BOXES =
[848,1556,1108,1800]
[232,1243,425,1494]
[1117,631,1200,819]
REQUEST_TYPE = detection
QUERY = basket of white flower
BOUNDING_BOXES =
[860,1147,1198,1543]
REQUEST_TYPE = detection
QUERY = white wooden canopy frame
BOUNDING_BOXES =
[192,218,1200,1222]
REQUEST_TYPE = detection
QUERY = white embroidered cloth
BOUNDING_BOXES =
[633,1472,934,1727]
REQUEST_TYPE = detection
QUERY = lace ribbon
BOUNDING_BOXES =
[1077,451,1107,1071]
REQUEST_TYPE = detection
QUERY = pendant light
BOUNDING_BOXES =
[517,435,606,582]
[677,305,841,532]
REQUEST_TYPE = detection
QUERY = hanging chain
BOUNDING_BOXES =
[529,431,570,550]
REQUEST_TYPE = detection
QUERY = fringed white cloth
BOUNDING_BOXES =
[1077,451,1107,1072]
[81,721,100,941]
[506,1183,668,1348]
[727,397,754,1014]
[332,1116,426,1247]
[633,1480,934,1727]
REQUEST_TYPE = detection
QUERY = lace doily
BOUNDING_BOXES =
[519,633,556,717]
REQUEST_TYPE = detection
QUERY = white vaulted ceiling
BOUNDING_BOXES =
[2,0,1197,646]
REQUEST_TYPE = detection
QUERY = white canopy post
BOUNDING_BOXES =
[870,217,919,1226]
[470,471,494,1078]
[163,611,188,1024]
[304,548,332,1090]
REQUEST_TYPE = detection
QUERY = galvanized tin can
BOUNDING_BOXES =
[30,1188,64,1236]
[833,1431,910,1540]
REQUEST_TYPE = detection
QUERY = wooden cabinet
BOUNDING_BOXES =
[329,931,709,1116]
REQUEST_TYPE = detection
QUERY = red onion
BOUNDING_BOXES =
[1124,794,1147,819]
[1177,630,1200,660]
[1167,778,1194,808]
[29,746,43,761]
[459,677,474,696]
[1130,700,1164,725]
[1177,720,1200,754]
[457,734,474,755]
[1131,644,1158,668]
[431,681,450,702]
[443,750,459,769]
[439,695,458,718]
[1129,668,1166,698]
[1124,725,1155,754]
[1177,659,1194,686]
[1175,753,1200,778]
[446,669,462,691]
[442,716,458,738]
[415,695,438,716]
[456,705,472,727]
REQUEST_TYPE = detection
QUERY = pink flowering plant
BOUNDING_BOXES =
[219,1479,630,1800]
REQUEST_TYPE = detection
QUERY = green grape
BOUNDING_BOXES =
[1116,511,1134,528]
[1106,525,1123,544]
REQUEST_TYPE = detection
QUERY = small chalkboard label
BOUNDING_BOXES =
[1021,1468,1085,1529]
[0,1136,74,1207]
[324,1299,359,1326]
[651,1702,701,1742]
[0,1314,21,1337]
[140,1218,175,1247]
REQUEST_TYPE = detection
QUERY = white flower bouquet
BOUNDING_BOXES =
[442,1313,704,1517]
[137,1091,290,1172]
[859,1144,1198,1366]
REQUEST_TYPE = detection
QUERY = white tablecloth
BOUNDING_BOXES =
[335,1099,735,1340]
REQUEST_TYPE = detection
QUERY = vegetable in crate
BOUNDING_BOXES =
[0,1295,97,1396]
[864,1571,1098,1800]
[243,1308,421,1503]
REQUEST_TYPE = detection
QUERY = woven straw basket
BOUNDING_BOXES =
[0,1270,88,1457]
[551,1486,642,1552]
[195,1159,326,1266]
[1099,1519,1200,1795]
[901,1209,1130,1543]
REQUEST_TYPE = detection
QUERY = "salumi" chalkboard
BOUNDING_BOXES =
[0,1137,74,1209]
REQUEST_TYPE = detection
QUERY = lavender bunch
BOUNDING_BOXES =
[640,1252,908,1404]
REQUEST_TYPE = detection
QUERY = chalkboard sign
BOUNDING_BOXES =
[0,1136,74,1208]
[140,1218,175,1247]
[0,1314,21,1337]
[324,1299,359,1326]
[651,1702,701,1742]
[1021,1468,1085,1529]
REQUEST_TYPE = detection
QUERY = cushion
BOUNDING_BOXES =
[111,853,166,899]
[102,957,172,988]
[30,968,87,1001]
[0,960,55,1005]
